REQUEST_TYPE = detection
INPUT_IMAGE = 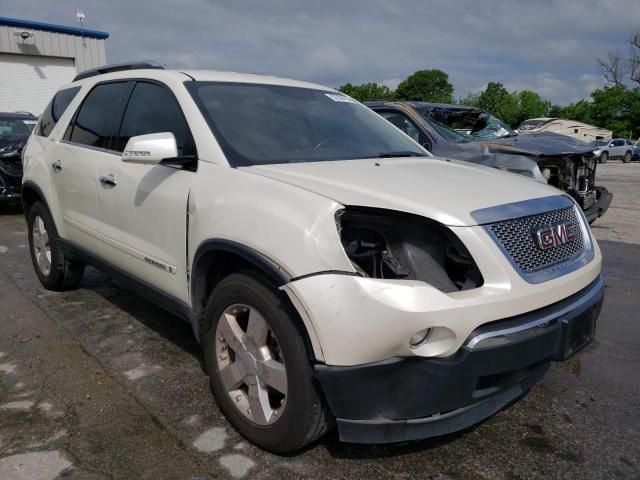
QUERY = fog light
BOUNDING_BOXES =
[409,328,432,348]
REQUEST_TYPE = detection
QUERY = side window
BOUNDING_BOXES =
[378,111,421,143]
[114,82,196,156]
[614,140,624,146]
[35,87,81,137]
[67,82,129,149]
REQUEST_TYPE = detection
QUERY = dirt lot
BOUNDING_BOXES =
[0,162,638,479]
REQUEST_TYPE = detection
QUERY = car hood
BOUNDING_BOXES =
[242,157,562,227]
[480,132,595,156]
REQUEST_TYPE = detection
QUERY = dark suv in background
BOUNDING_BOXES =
[0,112,37,204]
[366,101,612,223]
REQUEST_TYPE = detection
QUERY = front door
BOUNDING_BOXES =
[95,81,197,302]
[51,81,130,253]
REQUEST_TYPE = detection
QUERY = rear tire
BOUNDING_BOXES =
[623,151,632,163]
[600,152,608,164]
[27,201,84,291]
[202,272,331,454]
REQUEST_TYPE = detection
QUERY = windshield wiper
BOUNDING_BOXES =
[377,151,425,158]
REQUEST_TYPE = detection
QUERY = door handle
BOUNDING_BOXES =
[52,160,63,172]
[99,174,117,188]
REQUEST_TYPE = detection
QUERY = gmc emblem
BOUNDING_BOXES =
[535,222,577,250]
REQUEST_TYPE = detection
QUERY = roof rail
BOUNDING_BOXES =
[73,60,164,82]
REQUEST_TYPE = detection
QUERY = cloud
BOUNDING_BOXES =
[503,72,607,104]
[2,0,639,104]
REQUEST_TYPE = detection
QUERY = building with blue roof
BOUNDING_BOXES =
[0,16,109,114]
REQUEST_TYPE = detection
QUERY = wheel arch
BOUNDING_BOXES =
[190,239,324,361]
[21,180,48,217]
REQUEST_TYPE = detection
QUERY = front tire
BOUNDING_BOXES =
[600,152,608,164]
[27,201,84,291]
[202,273,330,453]
[623,151,632,163]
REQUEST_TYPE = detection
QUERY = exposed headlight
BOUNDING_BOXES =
[336,207,483,292]
[593,149,602,157]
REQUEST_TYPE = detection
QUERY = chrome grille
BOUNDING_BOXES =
[489,207,585,273]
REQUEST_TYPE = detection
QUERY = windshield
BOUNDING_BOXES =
[187,82,427,166]
[518,119,546,131]
[0,118,35,145]
[465,113,517,140]
[421,106,517,141]
[415,108,470,143]
[592,140,609,146]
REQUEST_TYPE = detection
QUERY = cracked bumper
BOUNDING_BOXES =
[315,276,604,443]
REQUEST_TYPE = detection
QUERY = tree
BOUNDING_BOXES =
[597,51,626,86]
[555,85,640,138]
[395,69,454,103]
[516,90,551,124]
[597,32,640,85]
[458,92,480,106]
[475,82,520,126]
[337,82,393,102]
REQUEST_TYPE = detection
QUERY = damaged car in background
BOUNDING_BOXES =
[366,101,612,223]
[0,112,37,205]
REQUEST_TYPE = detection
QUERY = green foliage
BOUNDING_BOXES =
[516,90,551,124]
[339,66,638,137]
[337,83,394,102]
[395,70,454,103]
[474,82,520,126]
[555,85,640,138]
[458,92,480,106]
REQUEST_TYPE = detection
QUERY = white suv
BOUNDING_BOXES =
[22,62,604,453]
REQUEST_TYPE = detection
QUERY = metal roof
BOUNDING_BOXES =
[0,16,109,40]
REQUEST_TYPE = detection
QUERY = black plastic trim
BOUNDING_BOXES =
[315,275,604,443]
[57,239,193,323]
[21,180,48,214]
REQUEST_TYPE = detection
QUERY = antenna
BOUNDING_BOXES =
[76,9,86,46]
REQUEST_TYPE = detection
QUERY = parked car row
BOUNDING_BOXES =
[19,62,605,453]
[365,101,612,223]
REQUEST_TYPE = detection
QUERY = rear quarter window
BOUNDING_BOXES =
[35,87,82,137]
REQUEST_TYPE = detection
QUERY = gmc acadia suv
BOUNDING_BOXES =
[22,62,604,453]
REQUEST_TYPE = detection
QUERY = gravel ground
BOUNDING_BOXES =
[0,161,638,479]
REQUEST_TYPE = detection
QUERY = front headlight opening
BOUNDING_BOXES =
[337,207,483,292]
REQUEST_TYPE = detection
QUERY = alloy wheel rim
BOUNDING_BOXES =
[215,303,288,426]
[32,215,51,276]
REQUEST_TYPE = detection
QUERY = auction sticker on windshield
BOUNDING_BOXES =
[325,93,357,103]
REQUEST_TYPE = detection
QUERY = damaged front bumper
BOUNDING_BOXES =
[315,276,604,443]
[582,186,612,223]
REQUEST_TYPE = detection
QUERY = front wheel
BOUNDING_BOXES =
[623,151,632,163]
[202,273,331,453]
[27,201,84,291]
[600,152,608,164]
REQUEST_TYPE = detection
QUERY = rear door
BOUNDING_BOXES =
[610,139,625,158]
[95,80,197,301]
[50,81,130,253]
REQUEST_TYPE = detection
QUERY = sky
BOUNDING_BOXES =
[2,0,639,105]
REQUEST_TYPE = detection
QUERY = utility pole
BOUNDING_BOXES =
[76,10,86,47]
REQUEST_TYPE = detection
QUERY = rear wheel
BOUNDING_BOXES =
[600,152,608,164]
[623,151,632,163]
[27,201,84,291]
[202,273,330,453]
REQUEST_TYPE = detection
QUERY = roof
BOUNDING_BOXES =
[0,16,109,40]
[181,70,334,91]
[0,112,37,120]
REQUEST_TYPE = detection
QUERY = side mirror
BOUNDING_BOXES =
[121,132,178,164]
[609,143,614,147]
